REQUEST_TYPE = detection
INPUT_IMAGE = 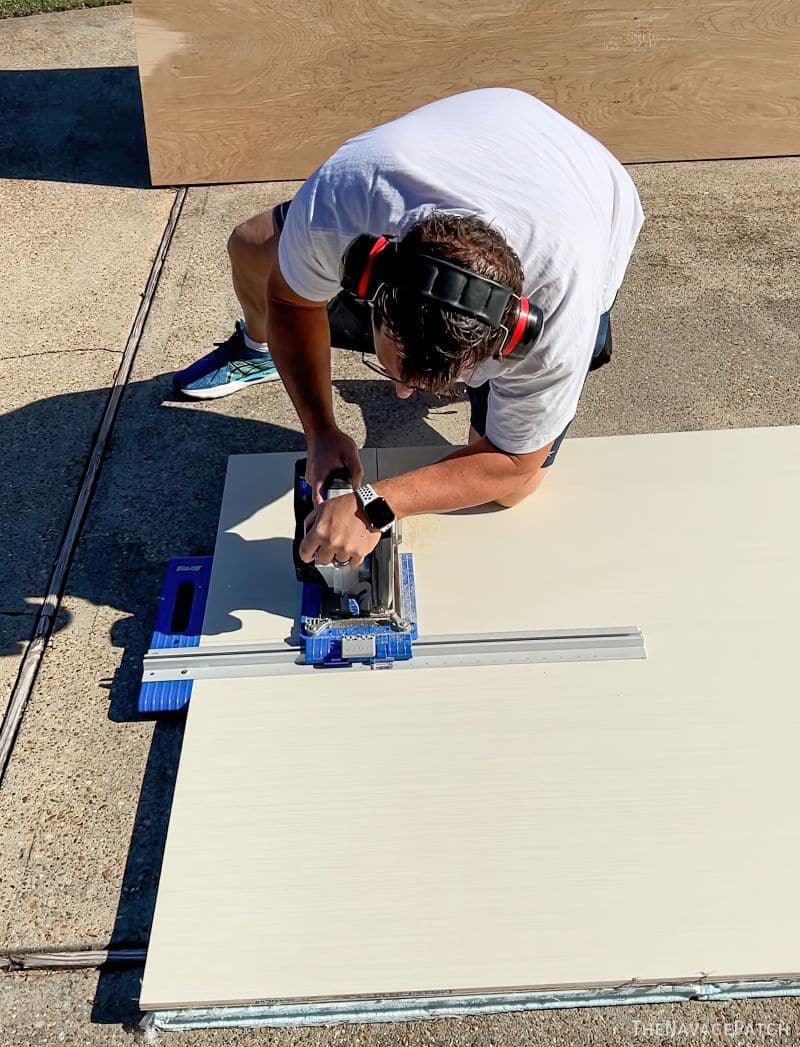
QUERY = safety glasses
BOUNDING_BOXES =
[361,350,474,402]
[361,350,414,386]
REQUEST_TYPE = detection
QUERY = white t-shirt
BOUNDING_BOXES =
[278,88,644,454]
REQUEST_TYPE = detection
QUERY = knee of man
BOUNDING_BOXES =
[227,211,276,260]
[227,223,252,260]
[494,469,547,508]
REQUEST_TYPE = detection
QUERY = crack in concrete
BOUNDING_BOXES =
[0,610,36,617]
[0,188,188,789]
[22,835,36,879]
[1,347,123,361]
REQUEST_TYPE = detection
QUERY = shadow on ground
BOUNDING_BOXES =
[0,66,150,187]
[0,367,456,1025]
[0,373,458,664]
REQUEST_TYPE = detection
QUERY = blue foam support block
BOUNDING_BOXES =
[137,556,212,714]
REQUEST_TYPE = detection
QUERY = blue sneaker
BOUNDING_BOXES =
[173,321,280,399]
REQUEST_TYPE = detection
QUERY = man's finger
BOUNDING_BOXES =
[310,473,325,506]
[311,541,337,566]
[303,505,321,533]
[346,448,365,488]
[298,532,319,563]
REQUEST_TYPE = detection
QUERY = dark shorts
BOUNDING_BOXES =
[272,200,292,233]
[467,308,613,467]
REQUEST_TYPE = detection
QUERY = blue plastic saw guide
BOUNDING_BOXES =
[298,550,418,668]
[138,550,418,713]
[293,471,418,669]
[137,556,212,714]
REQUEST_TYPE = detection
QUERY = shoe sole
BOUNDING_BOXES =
[177,372,281,400]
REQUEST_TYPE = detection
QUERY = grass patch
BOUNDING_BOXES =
[0,0,128,17]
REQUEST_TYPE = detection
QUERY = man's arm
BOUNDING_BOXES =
[265,261,364,497]
[265,259,334,432]
[299,437,552,567]
[375,436,553,516]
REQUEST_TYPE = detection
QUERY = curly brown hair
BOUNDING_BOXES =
[372,212,524,393]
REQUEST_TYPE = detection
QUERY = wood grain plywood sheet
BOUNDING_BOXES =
[133,1,800,185]
[199,450,377,647]
[141,427,800,1009]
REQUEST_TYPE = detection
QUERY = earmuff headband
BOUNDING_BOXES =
[342,233,544,359]
[400,254,512,327]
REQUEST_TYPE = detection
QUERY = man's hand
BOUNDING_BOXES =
[306,426,364,504]
[299,494,380,567]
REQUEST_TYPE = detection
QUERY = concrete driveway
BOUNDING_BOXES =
[1,7,799,1044]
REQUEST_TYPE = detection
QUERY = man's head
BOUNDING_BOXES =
[370,212,525,396]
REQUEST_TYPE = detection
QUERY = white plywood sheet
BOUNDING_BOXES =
[377,429,800,640]
[142,427,800,1011]
[200,450,378,647]
[142,647,800,1009]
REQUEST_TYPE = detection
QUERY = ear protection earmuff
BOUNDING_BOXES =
[339,234,543,361]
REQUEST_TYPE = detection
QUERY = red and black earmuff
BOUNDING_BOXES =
[339,234,544,361]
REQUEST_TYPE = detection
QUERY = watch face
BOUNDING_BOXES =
[365,497,395,530]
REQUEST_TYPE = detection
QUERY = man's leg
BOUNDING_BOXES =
[173,205,286,398]
[226,208,279,344]
[467,425,548,506]
[227,203,374,348]
[494,476,545,507]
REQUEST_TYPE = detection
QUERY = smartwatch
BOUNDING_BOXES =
[355,484,396,532]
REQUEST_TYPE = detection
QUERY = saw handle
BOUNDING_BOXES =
[293,458,318,580]
[321,467,352,495]
[292,459,354,580]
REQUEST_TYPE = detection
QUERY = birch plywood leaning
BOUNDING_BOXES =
[141,427,800,1017]
[133,0,800,185]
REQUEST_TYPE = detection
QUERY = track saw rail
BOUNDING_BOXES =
[142,626,645,683]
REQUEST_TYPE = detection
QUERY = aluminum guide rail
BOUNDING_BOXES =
[142,626,646,682]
